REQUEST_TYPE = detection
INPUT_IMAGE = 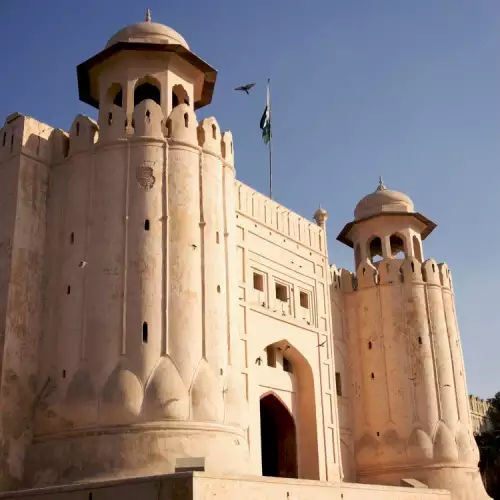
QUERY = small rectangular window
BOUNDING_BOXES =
[335,372,342,397]
[275,282,288,302]
[266,346,276,368]
[283,358,293,373]
[300,291,309,309]
[253,272,264,292]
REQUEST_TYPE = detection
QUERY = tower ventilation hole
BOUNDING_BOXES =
[216,231,220,244]
[184,113,189,128]
[418,337,422,345]
[76,122,80,136]
[70,232,75,244]
[144,219,150,231]
[67,285,71,295]
[142,322,148,343]
[212,123,217,139]
[217,285,221,293]
[108,112,113,126]
[146,110,151,123]
[371,372,375,379]
[368,341,372,350]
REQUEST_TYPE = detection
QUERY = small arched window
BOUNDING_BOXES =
[134,77,161,107]
[390,234,405,259]
[106,83,123,108]
[172,84,190,109]
[368,236,383,263]
[113,89,123,107]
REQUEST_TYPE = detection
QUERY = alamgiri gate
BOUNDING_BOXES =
[0,11,490,500]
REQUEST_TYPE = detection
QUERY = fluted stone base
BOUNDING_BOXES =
[24,421,249,489]
[359,464,490,500]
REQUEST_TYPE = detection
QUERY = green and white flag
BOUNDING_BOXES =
[260,81,271,144]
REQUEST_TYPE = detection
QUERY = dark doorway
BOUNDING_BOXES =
[260,394,298,478]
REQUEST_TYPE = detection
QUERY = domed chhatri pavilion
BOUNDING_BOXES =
[0,11,489,500]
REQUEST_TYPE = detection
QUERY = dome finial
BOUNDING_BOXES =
[313,205,328,227]
[145,8,152,22]
[377,175,387,192]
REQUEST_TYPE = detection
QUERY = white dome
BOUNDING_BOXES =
[354,180,414,220]
[106,20,189,50]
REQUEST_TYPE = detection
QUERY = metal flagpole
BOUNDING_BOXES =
[268,78,273,199]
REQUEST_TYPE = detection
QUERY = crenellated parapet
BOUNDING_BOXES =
[1,101,237,168]
[0,113,71,166]
[69,115,98,156]
[338,257,454,293]
[469,395,491,435]
[235,181,325,254]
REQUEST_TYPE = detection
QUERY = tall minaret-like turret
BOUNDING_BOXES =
[335,180,489,500]
[27,11,249,487]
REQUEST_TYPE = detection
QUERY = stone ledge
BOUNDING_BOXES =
[0,472,450,499]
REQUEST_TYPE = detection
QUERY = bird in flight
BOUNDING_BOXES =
[234,83,256,95]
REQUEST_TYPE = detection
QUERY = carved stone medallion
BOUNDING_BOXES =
[136,161,156,190]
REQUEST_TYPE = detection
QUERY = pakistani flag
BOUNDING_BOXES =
[260,82,271,145]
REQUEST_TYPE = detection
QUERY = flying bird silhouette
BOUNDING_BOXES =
[234,83,256,95]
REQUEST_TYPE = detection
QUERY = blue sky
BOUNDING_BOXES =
[1,1,499,399]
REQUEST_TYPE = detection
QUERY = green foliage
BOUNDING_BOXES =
[476,391,500,499]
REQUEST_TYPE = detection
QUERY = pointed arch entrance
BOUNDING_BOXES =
[257,340,320,480]
[260,393,298,478]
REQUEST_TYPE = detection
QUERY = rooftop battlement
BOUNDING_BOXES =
[0,104,235,167]
[330,257,453,293]
[235,182,325,254]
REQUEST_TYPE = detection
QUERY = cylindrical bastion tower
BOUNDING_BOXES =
[335,179,489,500]
[27,12,249,487]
